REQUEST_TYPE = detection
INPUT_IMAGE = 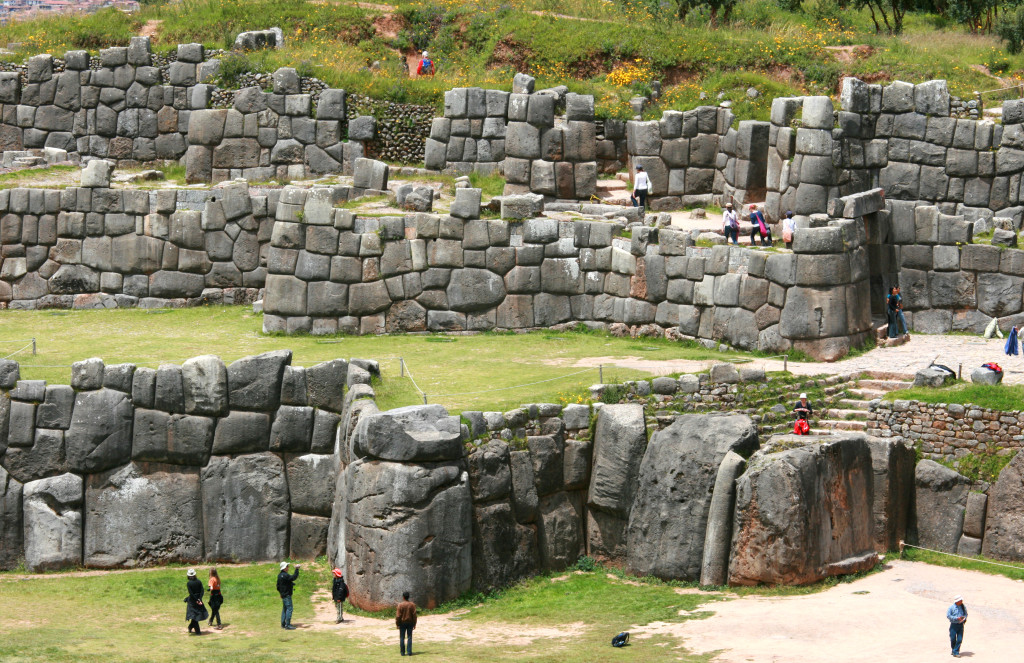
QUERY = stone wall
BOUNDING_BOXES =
[868,399,1024,463]
[260,185,872,359]
[0,351,354,571]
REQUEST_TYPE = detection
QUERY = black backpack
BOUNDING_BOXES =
[611,632,629,647]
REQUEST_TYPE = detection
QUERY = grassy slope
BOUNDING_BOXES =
[0,0,1018,120]
[0,561,715,663]
[0,305,737,413]
[884,381,1024,412]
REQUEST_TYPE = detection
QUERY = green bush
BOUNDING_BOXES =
[998,7,1024,55]
[573,555,598,572]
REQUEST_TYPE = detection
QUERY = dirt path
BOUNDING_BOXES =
[139,20,162,40]
[648,560,1024,662]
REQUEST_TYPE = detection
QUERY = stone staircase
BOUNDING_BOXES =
[816,373,913,434]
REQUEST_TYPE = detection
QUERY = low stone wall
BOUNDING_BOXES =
[868,399,1024,463]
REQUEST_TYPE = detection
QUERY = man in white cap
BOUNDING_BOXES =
[947,595,967,657]
[277,561,300,630]
[417,51,435,77]
[793,392,813,421]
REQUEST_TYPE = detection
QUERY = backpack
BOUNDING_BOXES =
[418,58,432,75]
[793,418,810,435]
[982,362,1003,373]
[611,632,629,647]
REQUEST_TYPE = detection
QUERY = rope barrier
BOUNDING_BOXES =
[2,341,35,360]
[900,541,1024,573]
[401,359,427,404]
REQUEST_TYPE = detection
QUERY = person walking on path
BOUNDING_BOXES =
[630,165,650,210]
[277,561,300,630]
[331,568,349,623]
[782,210,796,249]
[396,592,417,656]
[184,568,207,636]
[416,51,435,77]
[887,286,909,339]
[207,568,223,630]
[749,204,771,246]
[947,595,967,657]
[722,203,739,245]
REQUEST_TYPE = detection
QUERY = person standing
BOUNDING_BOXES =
[630,165,650,210]
[782,210,796,249]
[331,568,349,623]
[749,204,771,246]
[887,286,909,339]
[207,568,223,630]
[722,203,739,245]
[277,561,300,630]
[947,595,967,657]
[396,592,417,656]
[416,51,435,77]
[184,568,207,636]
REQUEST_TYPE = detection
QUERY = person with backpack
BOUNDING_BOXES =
[722,203,739,245]
[396,591,417,656]
[630,164,650,210]
[887,286,909,339]
[331,568,349,623]
[749,204,771,246]
[207,567,223,630]
[782,210,796,248]
[416,51,435,77]
[793,392,813,435]
[277,561,300,630]
[184,568,207,635]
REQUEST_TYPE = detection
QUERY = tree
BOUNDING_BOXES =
[942,0,1021,33]
[997,6,1024,53]
[854,0,911,34]
[670,0,738,25]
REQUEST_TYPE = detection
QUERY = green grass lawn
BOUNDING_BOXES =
[884,381,1024,412]
[0,305,737,413]
[0,559,717,663]
[901,547,1024,582]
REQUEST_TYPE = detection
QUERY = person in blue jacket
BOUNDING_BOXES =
[947,595,967,657]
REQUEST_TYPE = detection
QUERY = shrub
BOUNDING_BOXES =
[573,555,597,572]
[997,8,1024,55]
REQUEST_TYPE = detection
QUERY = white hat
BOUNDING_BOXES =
[954,595,963,602]
[280,561,289,571]
[422,51,428,57]
[799,393,807,399]
[187,568,196,577]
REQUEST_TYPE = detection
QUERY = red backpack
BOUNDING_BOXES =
[793,419,810,435]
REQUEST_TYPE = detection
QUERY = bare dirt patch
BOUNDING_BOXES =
[372,13,406,40]
[139,20,162,40]
[651,560,1024,662]
[825,44,875,64]
[488,38,532,73]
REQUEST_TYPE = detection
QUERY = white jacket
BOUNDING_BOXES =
[633,171,650,193]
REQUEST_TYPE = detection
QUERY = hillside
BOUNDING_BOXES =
[0,0,1022,121]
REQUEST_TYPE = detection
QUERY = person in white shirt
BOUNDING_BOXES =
[782,210,796,248]
[631,165,650,209]
[722,203,739,245]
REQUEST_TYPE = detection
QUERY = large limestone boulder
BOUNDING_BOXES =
[23,472,83,571]
[471,501,538,591]
[467,440,512,502]
[867,438,915,553]
[181,355,228,416]
[201,453,290,561]
[353,405,463,462]
[66,388,134,473]
[910,459,969,553]
[586,404,647,559]
[285,453,334,516]
[344,457,471,610]
[84,462,203,567]
[226,350,291,411]
[0,467,23,570]
[537,490,584,570]
[729,434,878,586]
[625,414,758,581]
[982,452,1024,560]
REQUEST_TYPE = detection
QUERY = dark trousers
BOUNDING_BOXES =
[281,596,293,627]
[208,605,221,626]
[949,622,964,654]
[399,624,414,655]
[188,619,200,633]
[630,190,647,208]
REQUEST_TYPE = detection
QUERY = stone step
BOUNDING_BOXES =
[856,379,912,392]
[821,419,867,431]
[824,408,870,419]
[849,388,886,400]
[839,398,875,409]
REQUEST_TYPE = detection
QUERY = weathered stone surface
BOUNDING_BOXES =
[730,434,878,585]
[227,350,291,411]
[0,467,23,570]
[181,354,227,416]
[23,472,83,571]
[910,459,969,554]
[132,410,214,466]
[467,440,512,502]
[344,457,471,610]
[306,359,347,412]
[914,365,953,388]
[446,268,505,312]
[354,405,462,462]
[867,438,915,554]
[970,366,1003,385]
[286,453,334,516]
[471,501,538,591]
[536,490,584,570]
[210,410,270,454]
[269,405,314,452]
[626,414,758,581]
[700,450,747,587]
[509,449,538,523]
[963,491,987,540]
[982,452,1024,560]
[84,462,202,567]
[65,388,133,474]
[201,453,289,561]
[290,513,329,559]
[587,404,647,518]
